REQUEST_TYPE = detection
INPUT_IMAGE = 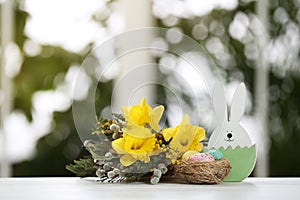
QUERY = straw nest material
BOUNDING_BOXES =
[173,159,231,184]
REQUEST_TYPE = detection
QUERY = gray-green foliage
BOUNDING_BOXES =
[66,157,97,177]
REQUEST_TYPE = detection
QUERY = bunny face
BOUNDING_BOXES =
[223,122,240,143]
[210,121,252,148]
[208,83,253,149]
[225,130,234,142]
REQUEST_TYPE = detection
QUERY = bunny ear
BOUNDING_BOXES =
[230,83,246,123]
[213,83,228,123]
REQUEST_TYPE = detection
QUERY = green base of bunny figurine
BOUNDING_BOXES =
[207,145,256,182]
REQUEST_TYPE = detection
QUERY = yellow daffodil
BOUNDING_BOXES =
[112,128,160,166]
[122,98,164,131]
[162,115,205,156]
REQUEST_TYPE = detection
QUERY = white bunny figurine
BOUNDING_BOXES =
[208,82,253,149]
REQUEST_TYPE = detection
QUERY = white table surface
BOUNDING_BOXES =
[0,177,299,200]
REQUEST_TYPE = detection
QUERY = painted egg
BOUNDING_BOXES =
[182,150,199,160]
[208,149,224,160]
[189,153,215,162]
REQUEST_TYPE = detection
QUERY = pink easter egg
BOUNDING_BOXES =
[189,153,215,162]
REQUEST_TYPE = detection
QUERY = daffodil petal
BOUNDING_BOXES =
[170,124,197,153]
[130,153,150,163]
[150,105,164,131]
[162,127,176,141]
[120,154,137,166]
[140,98,147,107]
[122,106,134,126]
[124,98,151,127]
[112,138,127,154]
[122,98,164,131]
[196,127,206,141]
[123,126,152,138]
[181,114,191,125]
[123,133,156,152]
[122,106,130,119]
[197,143,204,152]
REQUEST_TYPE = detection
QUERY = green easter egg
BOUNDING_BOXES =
[207,149,224,160]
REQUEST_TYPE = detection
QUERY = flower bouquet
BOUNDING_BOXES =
[66,98,231,184]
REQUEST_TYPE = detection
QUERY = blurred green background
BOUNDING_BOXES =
[0,0,300,177]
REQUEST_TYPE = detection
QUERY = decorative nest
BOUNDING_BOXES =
[172,159,231,184]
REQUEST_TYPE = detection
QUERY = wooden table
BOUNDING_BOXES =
[0,177,299,200]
